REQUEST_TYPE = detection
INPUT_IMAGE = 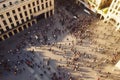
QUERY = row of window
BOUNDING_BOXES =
[2,0,51,8]
[1,4,52,26]
[1,10,53,32]
[2,14,33,28]
[1,0,52,19]
[0,20,36,41]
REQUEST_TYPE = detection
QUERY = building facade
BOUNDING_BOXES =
[76,0,112,13]
[77,0,120,30]
[104,0,120,31]
[0,0,54,41]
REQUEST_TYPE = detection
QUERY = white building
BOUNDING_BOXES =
[0,0,54,41]
[104,0,120,31]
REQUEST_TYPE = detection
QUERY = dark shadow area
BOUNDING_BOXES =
[36,13,45,21]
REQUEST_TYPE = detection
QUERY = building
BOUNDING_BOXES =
[104,0,120,31]
[77,0,120,30]
[76,0,112,13]
[0,0,54,41]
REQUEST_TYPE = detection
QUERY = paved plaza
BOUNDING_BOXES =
[1,0,120,80]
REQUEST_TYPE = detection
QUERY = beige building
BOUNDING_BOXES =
[0,0,54,41]
[104,0,120,31]
[76,0,112,13]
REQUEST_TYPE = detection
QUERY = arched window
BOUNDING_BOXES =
[8,32,13,36]
[18,27,22,31]
[13,30,17,34]
[3,35,8,39]
[32,21,35,25]
[23,25,27,29]
[28,23,31,27]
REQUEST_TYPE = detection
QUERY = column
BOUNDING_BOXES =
[6,33,10,38]
[11,31,15,35]
[1,36,5,40]
[35,0,38,12]
[0,18,6,31]
[21,26,24,30]
[44,12,47,19]
[17,28,20,33]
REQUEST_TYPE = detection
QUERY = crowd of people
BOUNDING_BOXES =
[0,0,120,80]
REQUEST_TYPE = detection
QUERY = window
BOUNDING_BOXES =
[3,4,6,8]
[23,6,26,9]
[31,15,33,18]
[14,15,18,20]
[34,8,36,12]
[18,27,22,31]
[16,21,19,25]
[42,4,44,9]
[50,1,52,6]
[9,2,12,5]
[28,4,31,7]
[23,25,27,29]
[46,3,48,7]
[21,19,24,23]
[6,12,10,16]
[26,17,29,21]
[19,13,23,18]
[32,2,35,6]
[41,0,43,3]
[11,24,14,28]
[8,18,12,23]
[50,10,53,15]
[6,26,9,30]
[3,35,8,39]
[110,9,112,12]
[13,30,17,34]
[117,23,120,25]
[116,12,118,15]
[115,6,118,9]
[0,15,4,18]
[18,8,21,11]
[3,20,7,25]
[38,6,40,11]
[30,9,32,13]
[37,0,39,4]
[0,29,4,34]
[12,10,15,14]
[24,11,27,16]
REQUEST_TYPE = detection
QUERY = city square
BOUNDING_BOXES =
[0,0,120,80]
